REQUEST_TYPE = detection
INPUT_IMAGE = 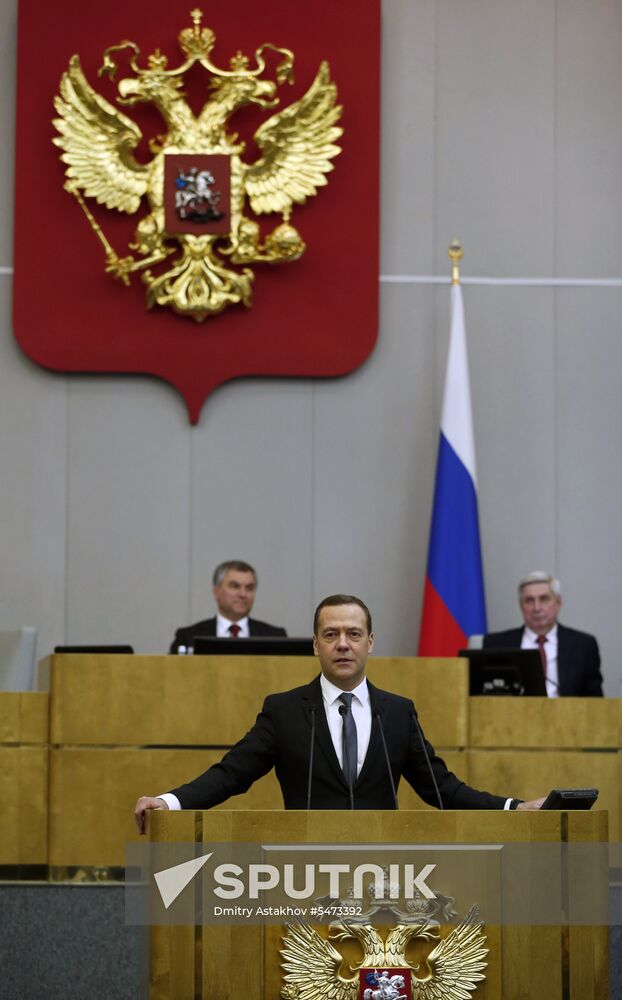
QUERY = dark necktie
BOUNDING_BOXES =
[537,635,547,676]
[229,624,241,638]
[339,693,358,785]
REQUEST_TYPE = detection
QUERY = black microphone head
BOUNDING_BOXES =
[338,704,347,717]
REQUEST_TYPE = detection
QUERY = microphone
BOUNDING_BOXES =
[374,711,398,810]
[544,675,560,695]
[306,707,316,810]
[410,709,444,811]
[338,704,355,810]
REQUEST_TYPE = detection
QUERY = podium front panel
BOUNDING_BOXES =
[147,809,609,1000]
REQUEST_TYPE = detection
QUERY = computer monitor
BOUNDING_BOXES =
[459,648,547,696]
[192,636,314,656]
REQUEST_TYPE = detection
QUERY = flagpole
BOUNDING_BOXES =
[417,239,487,655]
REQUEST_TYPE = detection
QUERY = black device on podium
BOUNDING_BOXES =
[540,788,599,810]
[459,647,547,696]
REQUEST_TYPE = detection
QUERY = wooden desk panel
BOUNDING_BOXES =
[43,654,318,746]
[468,696,621,841]
[0,692,49,744]
[469,696,621,749]
[0,693,49,866]
[48,747,286,868]
[0,746,48,864]
[42,654,467,749]
[468,749,619,838]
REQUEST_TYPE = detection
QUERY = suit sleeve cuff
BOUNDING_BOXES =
[505,798,522,810]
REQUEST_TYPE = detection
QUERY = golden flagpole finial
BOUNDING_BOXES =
[449,239,463,285]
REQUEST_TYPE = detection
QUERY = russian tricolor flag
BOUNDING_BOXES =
[418,281,487,655]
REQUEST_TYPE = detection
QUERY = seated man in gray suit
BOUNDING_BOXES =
[483,571,603,697]
[138,593,544,830]
[169,559,287,652]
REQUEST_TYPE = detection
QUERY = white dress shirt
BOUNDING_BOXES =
[216,614,250,638]
[522,624,559,697]
[319,674,371,778]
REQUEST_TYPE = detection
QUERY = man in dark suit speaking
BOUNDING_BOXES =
[169,559,287,652]
[137,594,543,830]
[483,571,603,697]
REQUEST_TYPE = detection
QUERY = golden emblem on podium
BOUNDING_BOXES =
[280,890,488,1000]
[53,9,343,321]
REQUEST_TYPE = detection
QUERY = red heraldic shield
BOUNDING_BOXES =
[13,1,380,423]
[359,968,412,999]
[164,155,232,236]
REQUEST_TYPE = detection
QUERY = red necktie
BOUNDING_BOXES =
[536,635,547,676]
[229,624,241,638]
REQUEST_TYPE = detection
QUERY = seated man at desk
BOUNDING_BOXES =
[138,594,544,829]
[483,571,603,697]
[169,559,287,653]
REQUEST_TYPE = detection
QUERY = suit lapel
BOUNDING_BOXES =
[556,624,569,693]
[356,681,388,787]
[299,676,346,787]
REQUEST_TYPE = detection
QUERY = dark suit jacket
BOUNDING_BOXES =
[483,624,602,696]
[169,676,508,810]
[170,616,287,653]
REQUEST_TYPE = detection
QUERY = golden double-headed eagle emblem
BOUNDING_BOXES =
[280,909,488,1000]
[53,9,342,321]
[280,885,488,1000]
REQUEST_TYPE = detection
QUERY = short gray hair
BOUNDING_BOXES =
[212,560,257,587]
[518,571,561,599]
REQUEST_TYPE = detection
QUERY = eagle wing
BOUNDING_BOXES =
[413,908,489,1000]
[384,919,438,966]
[52,55,149,213]
[280,922,358,1000]
[244,61,343,216]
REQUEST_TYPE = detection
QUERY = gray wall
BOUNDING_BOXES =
[1,1,621,695]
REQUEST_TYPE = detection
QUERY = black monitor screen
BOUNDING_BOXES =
[192,636,314,656]
[459,648,547,696]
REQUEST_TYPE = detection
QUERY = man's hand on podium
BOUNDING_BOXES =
[134,795,170,834]
[517,797,547,810]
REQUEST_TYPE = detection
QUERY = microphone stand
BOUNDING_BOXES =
[411,709,444,810]
[306,707,316,810]
[374,711,399,809]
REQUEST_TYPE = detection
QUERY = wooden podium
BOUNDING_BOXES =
[148,808,609,1000]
